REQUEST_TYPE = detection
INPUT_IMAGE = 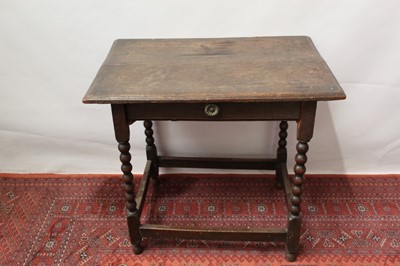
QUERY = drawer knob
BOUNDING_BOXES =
[204,104,220,117]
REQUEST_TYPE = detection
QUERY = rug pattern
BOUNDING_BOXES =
[0,174,399,265]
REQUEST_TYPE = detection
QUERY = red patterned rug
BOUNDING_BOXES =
[0,173,399,265]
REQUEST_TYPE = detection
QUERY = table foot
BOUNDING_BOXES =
[132,243,143,254]
[285,251,297,262]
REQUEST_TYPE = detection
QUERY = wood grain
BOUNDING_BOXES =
[83,36,345,104]
[140,224,287,242]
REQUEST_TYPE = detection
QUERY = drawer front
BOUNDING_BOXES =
[125,102,302,121]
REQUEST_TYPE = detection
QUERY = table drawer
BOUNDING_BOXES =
[125,102,301,121]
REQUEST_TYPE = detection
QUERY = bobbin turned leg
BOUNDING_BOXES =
[286,141,309,261]
[285,102,316,262]
[112,104,143,254]
[275,120,288,189]
[143,120,159,185]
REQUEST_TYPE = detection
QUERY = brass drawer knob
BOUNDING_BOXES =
[204,104,220,117]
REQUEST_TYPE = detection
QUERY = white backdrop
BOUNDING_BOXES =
[1,0,399,174]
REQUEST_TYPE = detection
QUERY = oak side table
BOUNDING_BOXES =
[83,36,345,261]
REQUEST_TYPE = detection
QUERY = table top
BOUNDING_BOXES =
[83,36,345,104]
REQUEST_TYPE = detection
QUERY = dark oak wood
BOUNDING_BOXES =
[286,141,309,261]
[143,120,159,184]
[297,101,317,141]
[111,104,143,254]
[281,163,292,211]
[84,36,345,262]
[125,102,302,121]
[286,215,301,262]
[135,160,152,216]
[140,224,287,242]
[83,37,345,104]
[111,104,130,141]
[158,156,277,170]
[275,121,288,188]
[291,142,309,216]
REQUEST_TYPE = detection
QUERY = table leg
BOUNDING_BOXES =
[286,141,308,261]
[143,120,159,185]
[275,120,288,189]
[285,102,316,262]
[112,104,143,254]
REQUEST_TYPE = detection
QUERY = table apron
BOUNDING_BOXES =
[125,102,302,121]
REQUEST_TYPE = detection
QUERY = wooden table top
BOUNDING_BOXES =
[83,36,345,104]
